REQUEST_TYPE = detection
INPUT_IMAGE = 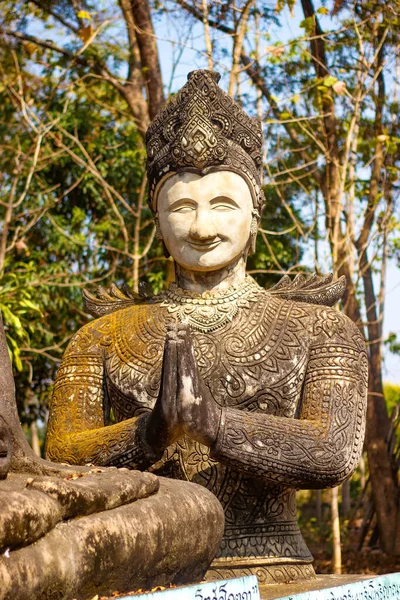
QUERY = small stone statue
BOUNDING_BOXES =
[46,70,368,584]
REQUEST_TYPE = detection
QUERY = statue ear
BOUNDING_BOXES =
[154,213,170,258]
[249,210,259,255]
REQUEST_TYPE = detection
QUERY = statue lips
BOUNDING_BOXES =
[188,239,222,251]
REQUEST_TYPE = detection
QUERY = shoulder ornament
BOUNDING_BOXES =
[82,283,157,318]
[268,273,346,307]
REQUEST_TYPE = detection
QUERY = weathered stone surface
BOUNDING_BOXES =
[0,477,224,600]
[0,486,62,553]
[0,470,159,553]
[0,308,225,599]
[26,468,159,519]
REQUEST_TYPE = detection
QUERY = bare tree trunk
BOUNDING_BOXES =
[128,0,165,120]
[316,489,322,524]
[228,0,253,98]
[201,0,213,70]
[331,487,342,574]
[341,480,351,518]
[132,175,147,292]
[360,454,366,490]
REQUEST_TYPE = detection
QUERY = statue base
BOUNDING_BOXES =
[207,558,315,585]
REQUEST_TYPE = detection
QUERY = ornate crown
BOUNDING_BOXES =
[145,70,265,215]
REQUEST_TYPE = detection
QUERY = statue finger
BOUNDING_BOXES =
[176,324,201,400]
[159,329,178,402]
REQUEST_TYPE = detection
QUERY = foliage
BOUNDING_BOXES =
[384,383,400,417]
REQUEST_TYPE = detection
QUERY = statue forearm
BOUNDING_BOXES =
[211,340,367,489]
[45,350,163,470]
[46,411,163,470]
[211,398,364,489]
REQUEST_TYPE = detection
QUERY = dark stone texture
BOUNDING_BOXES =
[45,72,367,584]
[46,275,368,583]
[0,416,11,480]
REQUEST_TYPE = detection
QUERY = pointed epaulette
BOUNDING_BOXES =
[82,283,151,318]
[268,273,346,307]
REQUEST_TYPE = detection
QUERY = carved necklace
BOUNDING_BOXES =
[160,276,262,333]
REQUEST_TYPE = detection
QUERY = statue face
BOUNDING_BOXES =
[157,171,253,272]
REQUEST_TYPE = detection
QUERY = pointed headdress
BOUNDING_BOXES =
[145,70,265,216]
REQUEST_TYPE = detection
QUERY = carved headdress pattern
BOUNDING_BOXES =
[145,70,265,215]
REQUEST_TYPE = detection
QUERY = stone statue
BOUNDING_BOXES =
[45,70,368,585]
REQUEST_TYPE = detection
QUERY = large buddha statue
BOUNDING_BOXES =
[46,70,367,585]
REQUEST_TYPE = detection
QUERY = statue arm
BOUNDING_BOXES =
[211,311,368,489]
[45,324,162,470]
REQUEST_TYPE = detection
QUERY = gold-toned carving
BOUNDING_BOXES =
[161,275,261,332]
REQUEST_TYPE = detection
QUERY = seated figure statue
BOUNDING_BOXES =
[46,70,368,584]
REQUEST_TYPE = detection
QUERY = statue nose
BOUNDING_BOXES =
[190,208,217,240]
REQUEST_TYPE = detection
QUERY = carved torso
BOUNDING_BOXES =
[102,291,313,576]
[46,278,367,584]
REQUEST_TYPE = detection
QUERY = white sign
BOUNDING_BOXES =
[117,575,260,600]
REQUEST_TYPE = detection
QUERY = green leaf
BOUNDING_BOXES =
[19,299,42,314]
[317,7,329,14]
[323,76,338,87]
[0,305,23,333]
[299,16,315,35]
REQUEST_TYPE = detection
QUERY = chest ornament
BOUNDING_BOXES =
[160,276,261,333]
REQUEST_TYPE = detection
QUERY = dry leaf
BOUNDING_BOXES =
[332,81,346,95]
[77,10,92,20]
[78,25,93,44]
[265,45,285,57]
[23,42,37,57]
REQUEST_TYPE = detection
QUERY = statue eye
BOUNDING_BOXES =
[212,204,235,211]
[172,204,195,213]
[211,196,238,211]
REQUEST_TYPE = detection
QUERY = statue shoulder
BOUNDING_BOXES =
[267,272,346,307]
[82,282,157,319]
[64,312,115,357]
[265,273,365,350]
